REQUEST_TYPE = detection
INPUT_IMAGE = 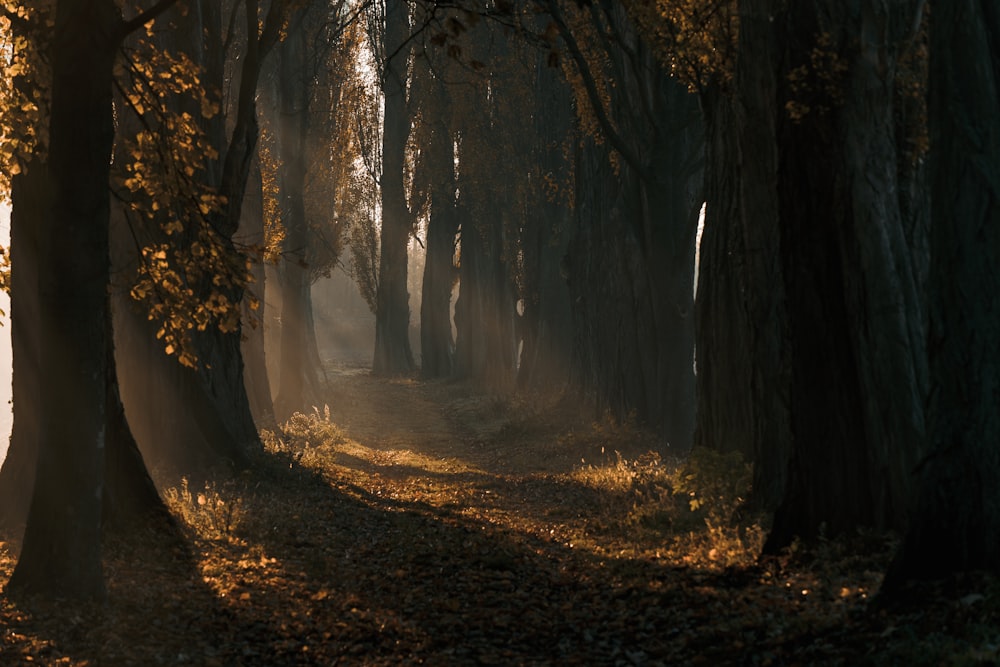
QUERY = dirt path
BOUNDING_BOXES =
[320,365,658,477]
[0,369,953,666]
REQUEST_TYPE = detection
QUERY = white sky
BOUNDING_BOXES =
[0,203,10,463]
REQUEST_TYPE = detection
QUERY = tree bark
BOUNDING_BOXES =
[273,11,324,419]
[760,0,927,549]
[8,0,120,600]
[693,86,757,464]
[516,47,575,390]
[239,160,277,429]
[416,53,458,380]
[0,162,47,533]
[373,0,415,375]
[884,0,1000,586]
[544,2,703,447]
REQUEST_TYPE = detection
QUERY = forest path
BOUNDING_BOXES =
[307,366,652,548]
[320,365,642,476]
[0,369,942,666]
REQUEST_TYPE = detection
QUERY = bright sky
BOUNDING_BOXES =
[0,203,10,463]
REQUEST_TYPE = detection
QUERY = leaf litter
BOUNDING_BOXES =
[2,369,999,665]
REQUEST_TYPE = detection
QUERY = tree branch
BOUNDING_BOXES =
[543,0,649,181]
[119,0,180,39]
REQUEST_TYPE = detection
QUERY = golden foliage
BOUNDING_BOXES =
[784,31,849,122]
[0,2,53,200]
[114,37,252,368]
[624,0,737,91]
[257,125,285,265]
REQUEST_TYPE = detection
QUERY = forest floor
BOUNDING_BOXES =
[2,365,1000,665]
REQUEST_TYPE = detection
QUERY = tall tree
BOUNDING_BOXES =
[372,0,416,375]
[414,47,459,379]
[551,0,704,448]
[883,0,1000,586]
[450,22,522,389]
[272,7,322,419]
[5,0,177,601]
[762,0,927,549]
[269,0,355,419]
[515,42,575,390]
[112,0,306,473]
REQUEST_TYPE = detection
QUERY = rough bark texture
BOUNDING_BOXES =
[273,13,324,420]
[693,87,756,464]
[517,54,574,390]
[373,0,415,376]
[729,1,793,512]
[764,0,927,550]
[8,0,119,599]
[884,0,1000,585]
[112,0,257,475]
[418,72,458,379]
[561,6,703,450]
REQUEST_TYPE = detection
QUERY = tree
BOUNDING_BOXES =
[269,0,357,420]
[883,0,1000,587]
[760,0,927,549]
[412,29,459,380]
[514,41,575,390]
[550,0,704,448]
[272,6,324,419]
[4,0,178,601]
[371,0,416,375]
[110,0,307,474]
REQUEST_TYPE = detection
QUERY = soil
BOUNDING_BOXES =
[1,368,997,666]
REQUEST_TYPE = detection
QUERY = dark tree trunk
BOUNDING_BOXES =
[453,195,518,389]
[373,0,415,375]
[102,303,175,531]
[884,0,1000,586]
[693,87,756,463]
[0,162,47,533]
[239,161,277,429]
[7,0,120,600]
[274,13,324,419]
[517,51,574,390]
[419,89,458,379]
[763,0,927,551]
[452,55,518,389]
[553,3,703,449]
[112,0,257,475]
[730,1,793,512]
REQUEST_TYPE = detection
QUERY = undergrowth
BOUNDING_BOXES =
[162,477,246,540]
[261,405,349,466]
[571,447,765,568]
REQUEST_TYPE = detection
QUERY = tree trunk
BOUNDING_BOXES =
[693,87,756,463]
[0,162,46,533]
[762,0,927,549]
[453,194,518,389]
[419,98,458,379]
[274,14,324,419]
[112,0,258,475]
[8,0,119,599]
[373,0,415,375]
[884,0,1000,586]
[517,50,574,390]
[239,161,276,429]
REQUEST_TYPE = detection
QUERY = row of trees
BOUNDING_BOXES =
[0,0,996,599]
